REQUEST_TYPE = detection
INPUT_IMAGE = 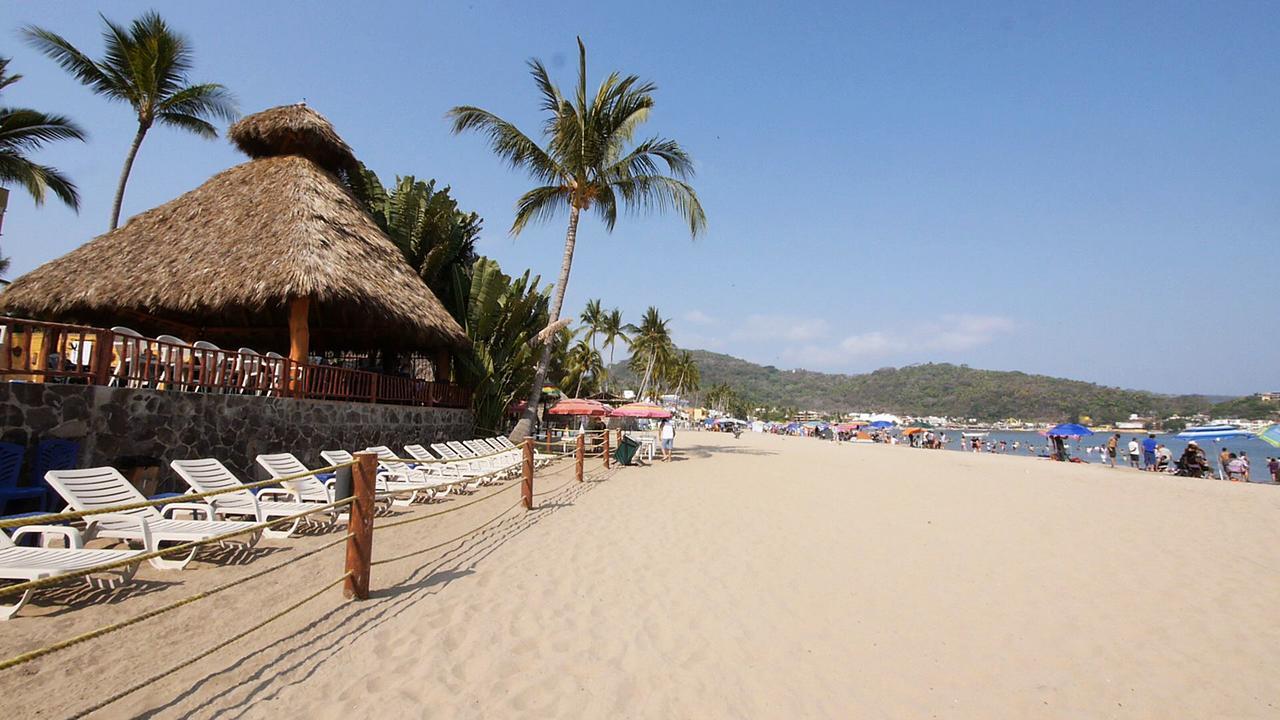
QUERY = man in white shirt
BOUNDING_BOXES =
[1127,438,1140,468]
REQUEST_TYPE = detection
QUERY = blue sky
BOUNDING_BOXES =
[3,1,1277,395]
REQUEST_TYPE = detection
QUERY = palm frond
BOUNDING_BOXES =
[610,174,707,237]
[155,112,217,137]
[511,185,569,235]
[0,158,80,209]
[0,109,87,149]
[447,106,563,183]
[21,26,115,98]
[158,82,238,122]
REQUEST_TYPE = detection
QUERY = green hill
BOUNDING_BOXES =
[613,350,1232,423]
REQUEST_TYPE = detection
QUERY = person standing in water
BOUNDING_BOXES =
[1107,433,1119,468]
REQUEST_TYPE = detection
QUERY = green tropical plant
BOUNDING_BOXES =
[448,37,706,440]
[671,350,700,398]
[24,11,238,229]
[0,57,84,209]
[358,169,480,308]
[450,257,552,433]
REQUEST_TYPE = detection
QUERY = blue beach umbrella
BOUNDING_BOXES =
[1258,425,1280,448]
[1176,424,1254,441]
[1047,423,1094,437]
[869,420,894,429]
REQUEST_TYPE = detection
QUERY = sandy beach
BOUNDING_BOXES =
[3,431,1279,718]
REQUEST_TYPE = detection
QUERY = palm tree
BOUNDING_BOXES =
[24,11,238,230]
[0,57,85,209]
[626,306,674,401]
[579,298,604,350]
[565,335,605,398]
[672,350,700,398]
[598,308,627,391]
[449,38,706,440]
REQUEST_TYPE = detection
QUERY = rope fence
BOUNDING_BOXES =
[0,436,619,714]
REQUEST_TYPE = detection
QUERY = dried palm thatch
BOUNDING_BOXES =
[0,105,468,352]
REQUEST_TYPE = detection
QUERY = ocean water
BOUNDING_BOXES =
[932,429,1278,478]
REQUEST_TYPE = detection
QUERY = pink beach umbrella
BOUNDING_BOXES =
[546,398,612,417]
[610,402,672,419]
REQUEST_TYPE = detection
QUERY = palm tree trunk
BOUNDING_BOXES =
[510,204,580,441]
[638,351,656,401]
[109,124,148,230]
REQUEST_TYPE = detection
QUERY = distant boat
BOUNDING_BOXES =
[961,432,989,439]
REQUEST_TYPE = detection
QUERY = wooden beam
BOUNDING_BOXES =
[288,296,310,365]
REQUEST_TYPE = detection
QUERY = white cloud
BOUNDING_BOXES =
[733,314,830,343]
[776,314,1015,367]
[681,309,716,325]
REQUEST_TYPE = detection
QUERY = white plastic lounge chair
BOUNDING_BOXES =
[365,446,474,496]
[263,351,286,396]
[155,334,192,391]
[463,440,521,478]
[492,436,554,466]
[170,459,334,539]
[0,526,145,620]
[320,450,430,505]
[109,326,145,388]
[235,348,264,395]
[255,452,390,516]
[44,467,262,571]
[450,441,516,480]
[405,444,489,479]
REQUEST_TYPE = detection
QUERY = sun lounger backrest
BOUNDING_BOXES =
[44,467,160,520]
[255,453,330,503]
[447,441,476,458]
[320,450,354,467]
[170,459,256,515]
[495,437,517,450]
[464,440,493,456]
[431,443,460,460]
[404,445,436,462]
[481,439,506,453]
[365,446,413,474]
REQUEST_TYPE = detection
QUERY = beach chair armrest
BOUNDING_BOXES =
[11,525,86,549]
[162,502,215,520]
[87,513,155,550]
[256,488,294,502]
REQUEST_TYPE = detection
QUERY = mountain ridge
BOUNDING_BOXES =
[612,349,1243,422]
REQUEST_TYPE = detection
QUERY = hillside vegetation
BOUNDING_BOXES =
[612,350,1254,423]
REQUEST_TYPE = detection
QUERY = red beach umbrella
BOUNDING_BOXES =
[610,402,672,419]
[546,398,612,417]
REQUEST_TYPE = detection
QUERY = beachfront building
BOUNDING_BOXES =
[0,104,474,480]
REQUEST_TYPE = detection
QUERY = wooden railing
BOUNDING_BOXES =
[0,317,471,409]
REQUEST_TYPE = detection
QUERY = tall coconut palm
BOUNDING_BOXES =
[598,307,627,391]
[626,306,674,401]
[0,57,85,210]
[449,38,706,440]
[672,350,700,398]
[579,298,604,350]
[565,336,605,398]
[24,11,238,230]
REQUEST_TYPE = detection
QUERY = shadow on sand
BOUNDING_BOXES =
[129,478,602,719]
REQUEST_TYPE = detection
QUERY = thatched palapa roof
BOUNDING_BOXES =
[0,104,468,351]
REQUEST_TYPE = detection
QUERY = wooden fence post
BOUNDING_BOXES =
[522,438,534,510]
[344,452,377,600]
[576,434,585,482]
[603,430,611,469]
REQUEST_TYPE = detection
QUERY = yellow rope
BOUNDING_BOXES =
[0,533,350,672]
[0,497,353,599]
[68,572,352,718]
[1,461,355,530]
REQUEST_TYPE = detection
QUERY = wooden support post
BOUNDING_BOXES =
[344,452,377,600]
[288,296,310,392]
[576,434,585,482]
[521,438,534,510]
[93,329,115,386]
[603,430,611,469]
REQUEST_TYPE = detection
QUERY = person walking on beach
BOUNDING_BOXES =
[1268,457,1279,483]
[1218,447,1231,480]
[1106,433,1119,467]
[1127,437,1140,468]
[659,418,675,462]
[1141,434,1158,470]
[1239,451,1250,482]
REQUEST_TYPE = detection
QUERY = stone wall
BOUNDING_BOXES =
[0,382,474,487]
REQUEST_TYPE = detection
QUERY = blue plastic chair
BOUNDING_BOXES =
[31,439,80,512]
[0,442,45,514]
